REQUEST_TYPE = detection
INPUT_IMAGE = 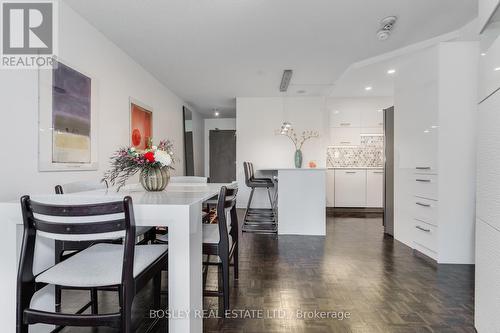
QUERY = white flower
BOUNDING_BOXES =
[154,150,172,167]
[152,145,158,151]
[130,147,136,152]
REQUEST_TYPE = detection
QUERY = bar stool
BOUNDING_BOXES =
[242,162,277,234]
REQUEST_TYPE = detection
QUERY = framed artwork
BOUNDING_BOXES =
[130,99,153,150]
[38,58,99,171]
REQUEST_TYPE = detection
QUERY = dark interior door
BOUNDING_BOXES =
[209,130,236,183]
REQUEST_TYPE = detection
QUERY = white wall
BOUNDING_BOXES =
[0,2,194,201]
[236,97,328,208]
[204,118,236,177]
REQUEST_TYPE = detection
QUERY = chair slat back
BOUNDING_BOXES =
[216,187,238,246]
[22,196,133,241]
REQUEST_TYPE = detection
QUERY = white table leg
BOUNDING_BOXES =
[167,202,203,333]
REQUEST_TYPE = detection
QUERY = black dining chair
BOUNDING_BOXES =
[202,186,239,313]
[17,195,167,333]
[53,181,156,315]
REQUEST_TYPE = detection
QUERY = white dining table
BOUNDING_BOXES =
[0,182,234,333]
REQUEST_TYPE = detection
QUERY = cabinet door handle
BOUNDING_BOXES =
[415,225,431,232]
[378,122,383,126]
[340,123,351,126]
[416,202,431,207]
[416,167,431,170]
[373,171,384,174]
[340,141,351,144]
[346,171,357,174]
[416,179,431,182]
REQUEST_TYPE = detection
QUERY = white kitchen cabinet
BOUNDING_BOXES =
[329,109,360,128]
[361,109,384,128]
[394,42,477,264]
[334,169,366,207]
[326,170,335,207]
[366,170,384,207]
[330,127,361,146]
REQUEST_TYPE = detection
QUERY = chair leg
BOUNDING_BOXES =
[221,253,230,313]
[233,243,239,280]
[153,272,161,309]
[17,283,35,333]
[90,288,98,314]
[120,286,133,333]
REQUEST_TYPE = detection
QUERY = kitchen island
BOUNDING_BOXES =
[259,168,326,236]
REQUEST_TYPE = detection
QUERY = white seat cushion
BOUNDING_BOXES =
[36,243,168,287]
[156,233,169,242]
[203,224,220,244]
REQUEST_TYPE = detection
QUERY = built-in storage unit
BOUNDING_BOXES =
[476,19,500,329]
[394,42,477,264]
[331,168,383,208]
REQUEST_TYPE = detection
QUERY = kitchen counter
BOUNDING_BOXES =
[258,168,326,236]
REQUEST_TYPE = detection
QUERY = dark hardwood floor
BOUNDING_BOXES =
[59,211,475,333]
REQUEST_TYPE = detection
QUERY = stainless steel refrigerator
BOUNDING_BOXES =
[383,106,394,236]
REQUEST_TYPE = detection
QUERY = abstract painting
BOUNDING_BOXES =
[130,101,153,150]
[52,61,91,163]
[38,58,98,171]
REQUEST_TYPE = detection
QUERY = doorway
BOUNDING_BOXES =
[209,130,236,183]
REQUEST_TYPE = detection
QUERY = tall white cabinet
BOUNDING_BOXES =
[476,19,500,332]
[394,42,478,264]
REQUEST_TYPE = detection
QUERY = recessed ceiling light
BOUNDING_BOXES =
[431,125,439,129]
[214,110,220,117]
[387,69,396,74]
[333,110,340,114]
[495,67,500,71]
[365,86,373,91]
[481,53,486,56]
[424,129,430,133]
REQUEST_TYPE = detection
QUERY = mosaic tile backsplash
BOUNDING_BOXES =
[327,135,384,168]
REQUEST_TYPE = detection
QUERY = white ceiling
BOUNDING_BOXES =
[65,0,477,117]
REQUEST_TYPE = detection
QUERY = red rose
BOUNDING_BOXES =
[144,151,155,163]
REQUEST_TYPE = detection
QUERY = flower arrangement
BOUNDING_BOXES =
[275,125,319,168]
[103,140,175,190]
[277,128,319,151]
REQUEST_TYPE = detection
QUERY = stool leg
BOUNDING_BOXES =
[244,188,255,222]
[267,188,274,210]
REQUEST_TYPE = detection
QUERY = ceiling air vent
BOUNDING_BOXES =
[279,69,293,92]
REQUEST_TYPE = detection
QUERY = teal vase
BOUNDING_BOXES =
[294,149,303,168]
